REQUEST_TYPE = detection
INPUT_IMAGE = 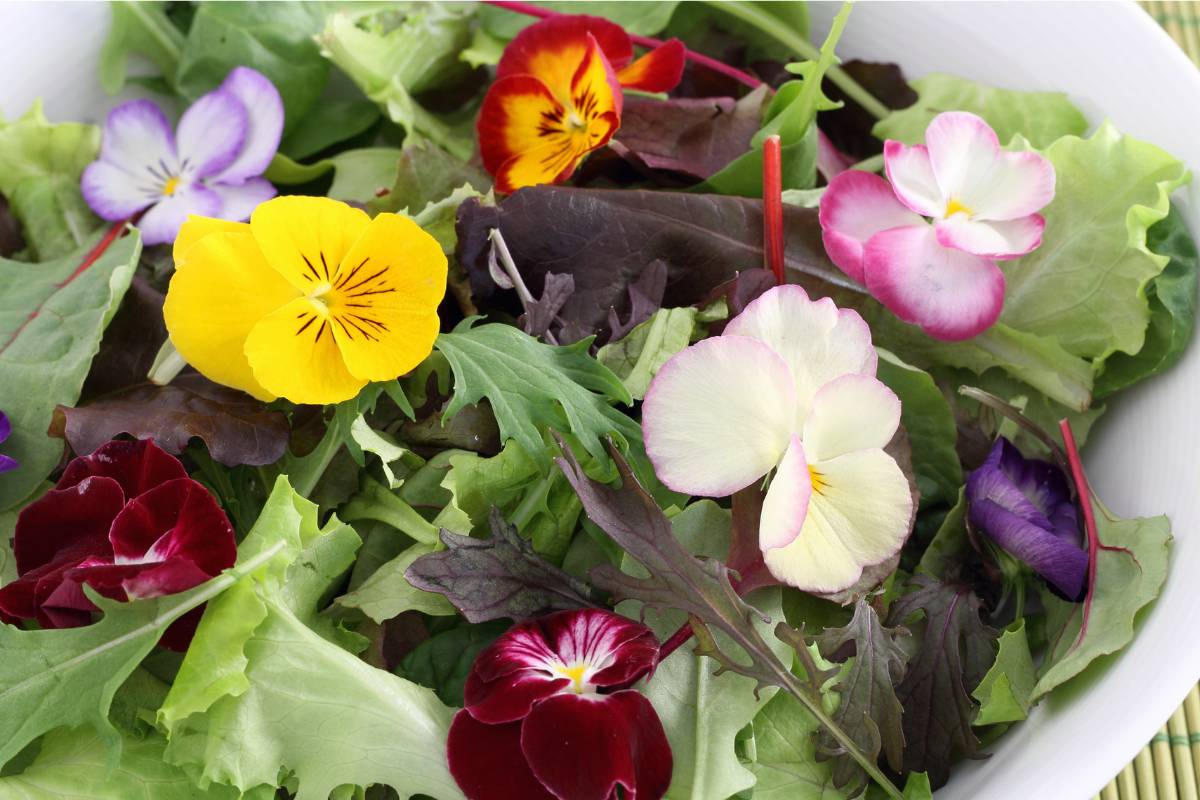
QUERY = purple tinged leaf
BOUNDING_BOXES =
[404,508,595,624]
[820,60,918,160]
[606,259,667,342]
[520,272,575,340]
[887,576,998,789]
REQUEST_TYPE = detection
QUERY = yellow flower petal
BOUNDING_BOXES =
[244,297,366,404]
[249,196,371,293]
[163,231,297,401]
[173,215,249,266]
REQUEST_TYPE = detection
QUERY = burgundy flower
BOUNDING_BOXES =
[966,437,1087,599]
[0,439,236,648]
[447,608,673,800]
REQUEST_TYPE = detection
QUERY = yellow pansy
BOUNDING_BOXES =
[163,196,447,404]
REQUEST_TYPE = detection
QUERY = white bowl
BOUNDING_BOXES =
[3,2,1198,798]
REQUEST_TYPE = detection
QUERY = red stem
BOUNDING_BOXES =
[1058,419,1100,648]
[483,0,766,89]
[763,134,785,284]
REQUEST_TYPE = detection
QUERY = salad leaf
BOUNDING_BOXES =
[478,1,678,40]
[79,276,166,401]
[0,102,102,261]
[326,147,404,203]
[1095,205,1199,396]
[872,73,1087,148]
[665,2,809,65]
[0,534,286,771]
[0,727,238,800]
[915,491,970,581]
[318,4,477,159]
[434,321,642,475]
[1000,124,1190,363]
[746,677,843,800]
[972,620,1036,725]
[405,508,595,624]
[175,1,330,134]
[876,351,962,507]
[50,374,289,467]
[280,99,381,161]
[398,618,511,707]
[337,541,457,622]
[598,306,699,400]
[821,60,917,160]
[1032,504,1171,701]
[99,1,184,94]
[816,598,910,786]
[887,577,998,788]
[160,478,462,800]
[369,140,490,218]
[0,227,139,510]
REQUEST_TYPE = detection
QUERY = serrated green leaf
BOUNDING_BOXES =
[747,684,844,800]
[0,228,140,509]
[337,541,456,622]
[972,620,1036,725]
[598,307,698,400]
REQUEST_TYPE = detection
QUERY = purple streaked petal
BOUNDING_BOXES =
[0,455,17,473]
[0,411,10,444]
[176,88,248,179]
[97,99,177,176]
[81,160,156,221]
[970,498,1087,599]
[209,67,284,183]
[137,183,222,246]
[208,176,277,221]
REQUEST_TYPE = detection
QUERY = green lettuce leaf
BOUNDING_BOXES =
[478,1,678,40]
[279,99,381,161]
[1000,124,1190,363]
[367,140,490,218]
[0,227,139,510]
[99,1,184,94]
[399,618,511,707]
[0,727,236,800]
[872,73,1087,148]
[972,620,1036,725]
[597,307,698,400]
[160,477,461,800]
[0,102,102,261]
[336,540,456,622]
[746,679,843,800]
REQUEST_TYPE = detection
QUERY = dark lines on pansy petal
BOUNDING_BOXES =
[347,288,396,298]
[335,257,370,290]
[295,314,317,337]
[340,266,388,294]
[314,319,328,343]
[351,314,389,333]
[320,252,330,280]
[300,254,320,282]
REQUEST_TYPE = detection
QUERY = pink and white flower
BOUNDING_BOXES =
[819,111,1056,341]
[642,285,913,593]
[81,67,283,246]
[447,608,672,800]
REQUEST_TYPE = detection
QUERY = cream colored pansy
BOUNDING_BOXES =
[641,285,913,592]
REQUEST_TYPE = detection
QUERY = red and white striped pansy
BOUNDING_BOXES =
[447,608,672,800]
[819,111,1056,341]
[642,285,913,594]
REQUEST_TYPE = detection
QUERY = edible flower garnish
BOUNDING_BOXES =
[0,410,16,473]
[0,439,235,649]
[81,67,283,245]
[819,111,1056,340]
[966,437,1087,600]
[447,608,672,800]
[163,196,447,405]
[479,14,685,194]
[642,285,913,593]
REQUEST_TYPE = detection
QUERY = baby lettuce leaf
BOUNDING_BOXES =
[160,477,462,800]
[368,140,490,218]
[876,351,962,507]
[99,1,184,94]
[0,102,102,261]
[747,683,843,800]
[279,99,382,161]
[618,500,793,800]
[337,541,457,622]
[51,374,290,467]
[404,508,594,624]
[887,577,998,789]
[0,531,287,771]
[0,227,139,510]
[1095,205,1199,397]
[598,306,699,400]
[816,598,910,788]
[1000,124,1190,363]
[477,1,678,40]
[873,73,1087,149]
[820,60,917,160]
[972,620,1036,726]
[1032,503,1171,702]
[434,321,642,477]
[398,618,511,707]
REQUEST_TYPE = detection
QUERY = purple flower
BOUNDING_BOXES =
[0,411,16,473]
[966,437,1088,600]
[81,67,283,246]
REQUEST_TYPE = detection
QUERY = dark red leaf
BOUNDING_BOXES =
[79,275,167,401]
[820,60,917,160]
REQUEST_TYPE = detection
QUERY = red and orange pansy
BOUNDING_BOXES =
[478,14,685,194]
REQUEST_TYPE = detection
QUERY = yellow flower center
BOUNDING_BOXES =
[944,197,974,219]
[809,466,829,496]
[163,176,182,197]
[554,662,592,694]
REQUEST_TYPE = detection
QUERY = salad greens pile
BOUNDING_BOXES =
[0,2,1191,798]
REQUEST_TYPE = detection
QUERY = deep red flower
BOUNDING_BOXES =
[0,439,236,649]
[447,608,673,800]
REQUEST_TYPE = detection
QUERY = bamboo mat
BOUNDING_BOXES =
[1089,7,1199,800]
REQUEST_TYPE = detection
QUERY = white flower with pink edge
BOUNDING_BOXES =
[819,111,1056,341]
[641,285,913,593]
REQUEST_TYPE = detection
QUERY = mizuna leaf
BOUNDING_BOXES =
[0,224,139,510]
[51,374,289,467]
[816,598,910,788]
[433,321,642,475]
[887,577,998,789]
[405,508,595,624]
[972,620,1036,725]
